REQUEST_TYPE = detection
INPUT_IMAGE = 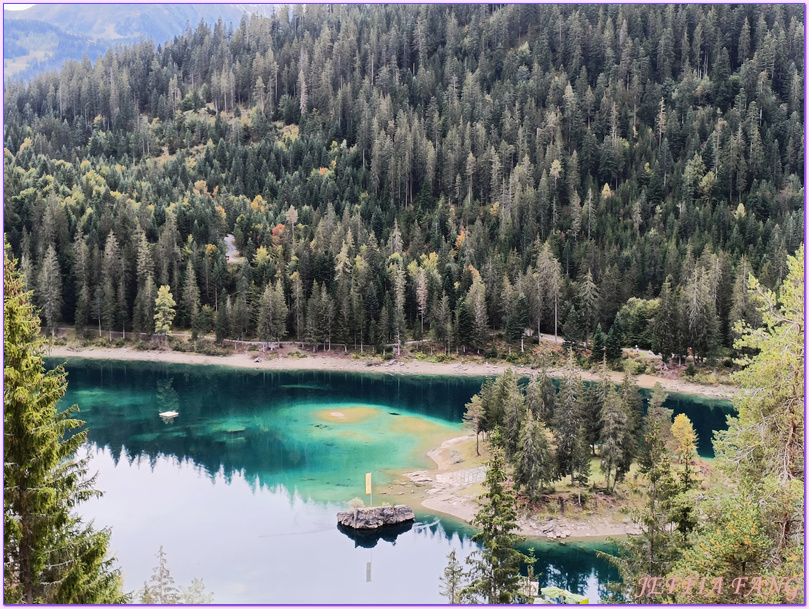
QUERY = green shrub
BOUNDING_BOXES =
[684,363,697,377]
[631,360,647,375]
[194,341,229,356]
[171,341,188,353]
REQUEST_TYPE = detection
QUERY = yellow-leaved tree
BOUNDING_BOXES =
[670,413,697,463]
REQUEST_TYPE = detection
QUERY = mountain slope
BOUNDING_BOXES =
[3,4,248,79]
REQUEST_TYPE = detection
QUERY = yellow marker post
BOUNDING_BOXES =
[365,472,372,506]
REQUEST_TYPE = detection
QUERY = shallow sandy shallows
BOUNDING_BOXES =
[314,406,378,424]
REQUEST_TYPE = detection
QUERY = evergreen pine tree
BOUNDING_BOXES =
[257,282,275,343]
[577,269,600,348]
[605,325,622,363]
[4,244,126,604]
[505,295,530,351]
[599,382,627,493]
[524,368,555,424]
[456,301,473,353]
[615,368,643,483]
[139,546,179,604]
[460,435,523,604]
[553,361,584,483]
[271,279,288,341]
[439,549,466,604]
[640,382,674,467]
[652,276,677,363]
[182,259,201,339]
[215,290,229,343]
[571,420,592,505]
[134,275,157,336]
[179,578,214,604]
[598,420,679,602]
[502,378,525,459]
[514,411,556,501]
[579,364,607,456]
[36,244,62,336]
[589,324,606,362]
[462,394,484,457]
[467,275,488,353]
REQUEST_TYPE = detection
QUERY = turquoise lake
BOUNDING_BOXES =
[50,358,734,603]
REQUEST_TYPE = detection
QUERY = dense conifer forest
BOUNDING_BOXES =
[3,4,804,360]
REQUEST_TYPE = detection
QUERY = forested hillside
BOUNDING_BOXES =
[3,4,804,360]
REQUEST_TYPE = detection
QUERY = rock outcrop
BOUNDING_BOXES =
[337,505,415,530]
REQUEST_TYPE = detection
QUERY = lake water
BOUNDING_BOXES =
[50,359,734,603]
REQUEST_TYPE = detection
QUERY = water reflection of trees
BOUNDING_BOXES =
[408,518,617,599]
[510,540,620,597]
[62,361,490,491]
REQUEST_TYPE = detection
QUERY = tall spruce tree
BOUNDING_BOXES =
[553,361,585,483]
[4,244,126,604]
[257,282,277,344]
[439,549,466,604]
[599,382,627,493]
[181,259,201,338]
[524,368,555,425]
[514,411,556,501]
[139,546,179,604]
[615,368,643,483]
[460,434,523,604]
[36,244,62,336]
[598,419,680,603]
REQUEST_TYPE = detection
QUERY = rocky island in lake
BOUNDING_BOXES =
[337,505,415,530]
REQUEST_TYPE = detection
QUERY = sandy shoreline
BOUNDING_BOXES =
[48,345,735,400]
[405,434,641,541]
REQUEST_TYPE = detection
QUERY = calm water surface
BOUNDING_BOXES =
[52,359,733,603]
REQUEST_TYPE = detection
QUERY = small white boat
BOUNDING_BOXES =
[159,410,179,419]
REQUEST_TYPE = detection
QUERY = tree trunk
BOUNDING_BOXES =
[554,298,558,342]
